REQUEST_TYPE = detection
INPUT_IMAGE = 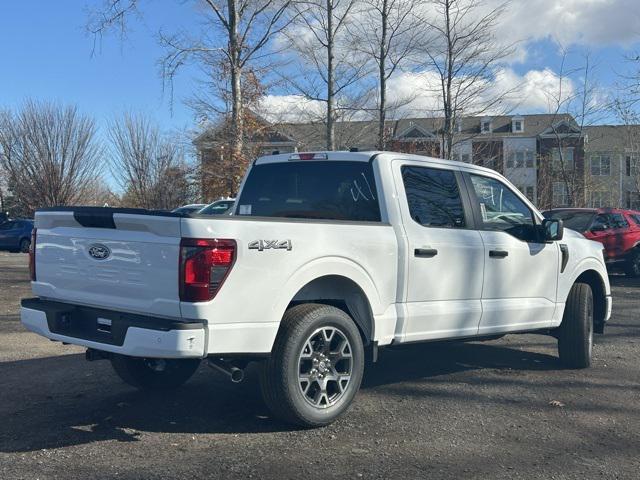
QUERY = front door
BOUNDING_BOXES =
[394,162,485,342]
[464,173,560,334]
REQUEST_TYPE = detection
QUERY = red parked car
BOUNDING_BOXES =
[543,208,640,277]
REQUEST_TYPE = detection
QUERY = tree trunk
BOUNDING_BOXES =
[326,0,335,151]
[377,0,388,151]
[228,0,243,196]
[443,0,453,160]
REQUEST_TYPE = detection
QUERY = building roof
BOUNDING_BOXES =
[194,112,584,152]
[275,113,579,150]
[584,125,640,152]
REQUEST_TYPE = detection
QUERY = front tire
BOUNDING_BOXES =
[557,283,593,368]
[624,250,640,277]
[260,304,365,427]
[110,355,201,390]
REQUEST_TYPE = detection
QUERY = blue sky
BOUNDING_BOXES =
[0,1,201,135]
[1,0,640,137]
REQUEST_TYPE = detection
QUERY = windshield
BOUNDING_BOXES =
[545,210,595,232]
[236,161,381,222]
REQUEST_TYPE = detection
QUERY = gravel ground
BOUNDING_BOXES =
[0,250,639,479]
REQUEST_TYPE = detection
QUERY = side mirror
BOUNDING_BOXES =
[542,218,563,242]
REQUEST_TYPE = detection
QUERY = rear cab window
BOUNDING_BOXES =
[236,161,381,222]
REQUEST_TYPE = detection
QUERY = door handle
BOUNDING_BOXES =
[489,249,509,258]
[414,248,438,258]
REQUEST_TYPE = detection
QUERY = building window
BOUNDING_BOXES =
[516,185,535,201]
[512,120,523,133]
[525,186,534,201]
[590,154,611,176]
[481,120,492,133]
[626,191,640,209]
[626,155,639,176]
[483,156,497,169]
[460,153,470,163]
[590,191,609,208]
[553,182,569,207]
[526,151,535,168]
[552,147,574,171]
[506,150,534,168]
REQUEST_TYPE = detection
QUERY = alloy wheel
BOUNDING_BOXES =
[297,326,353,409]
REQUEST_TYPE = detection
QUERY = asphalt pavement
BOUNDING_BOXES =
[1,251,639,479]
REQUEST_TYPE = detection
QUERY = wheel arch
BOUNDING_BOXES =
[286,275,376,345]
[573,269,607,333]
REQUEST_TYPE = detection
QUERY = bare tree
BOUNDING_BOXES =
[419,0,514,159]
[108,113,193,209]
[0,101,104,215]
[88,0,292,189]
[283,0,368,150]
[539,50,603,209]
[348,0,424,149]
[613,55,640,209]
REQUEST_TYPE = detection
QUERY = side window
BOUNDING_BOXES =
[401,166,466,228]
[591,214,610,230]
[468,174,536,241]
[610,213,629,229]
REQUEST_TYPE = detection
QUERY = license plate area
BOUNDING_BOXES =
[46,306,126,346]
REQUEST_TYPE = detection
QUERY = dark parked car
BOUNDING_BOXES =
[198,199,235,215]
[0,219,34,252]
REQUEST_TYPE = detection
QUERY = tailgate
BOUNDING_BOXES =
[33,208,183,318]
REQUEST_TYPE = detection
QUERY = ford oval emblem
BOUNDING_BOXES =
[88,244,111,260]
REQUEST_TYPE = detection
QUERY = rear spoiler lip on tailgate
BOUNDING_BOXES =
[36,207,186,229]
[36,206,187,230]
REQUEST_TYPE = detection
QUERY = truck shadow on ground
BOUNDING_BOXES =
[0,338,569,453]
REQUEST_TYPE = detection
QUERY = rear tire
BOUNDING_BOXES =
[260,304,365,427]
[19,238,30,253]
[557,283,593,369]
[624,250,640,277]
[110,355,200,390]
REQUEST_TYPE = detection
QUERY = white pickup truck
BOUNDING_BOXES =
[21,151,612,426]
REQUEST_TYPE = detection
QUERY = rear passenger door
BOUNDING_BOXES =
[394,162,485,342]
[463,173,560,334]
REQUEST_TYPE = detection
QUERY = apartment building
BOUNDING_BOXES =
[583,125,640,209]
[195,113,639,209]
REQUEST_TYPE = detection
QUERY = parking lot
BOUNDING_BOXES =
[0,251,639,479]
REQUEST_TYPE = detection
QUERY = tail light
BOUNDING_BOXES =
[29,228,37,281]
[179,238,236,302]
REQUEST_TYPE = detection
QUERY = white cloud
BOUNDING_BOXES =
[495,0,640,61]
[257,94,325,123]
[383,67,575,117]
[259,67,575,122]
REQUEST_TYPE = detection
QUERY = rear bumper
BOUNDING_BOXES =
[20,298,206,358]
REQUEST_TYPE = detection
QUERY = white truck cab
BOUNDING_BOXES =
[21,151,612,426]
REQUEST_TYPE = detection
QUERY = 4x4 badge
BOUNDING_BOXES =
[248,240,292,251]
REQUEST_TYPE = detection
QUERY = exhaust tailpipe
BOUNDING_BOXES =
[207,358,244,383]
